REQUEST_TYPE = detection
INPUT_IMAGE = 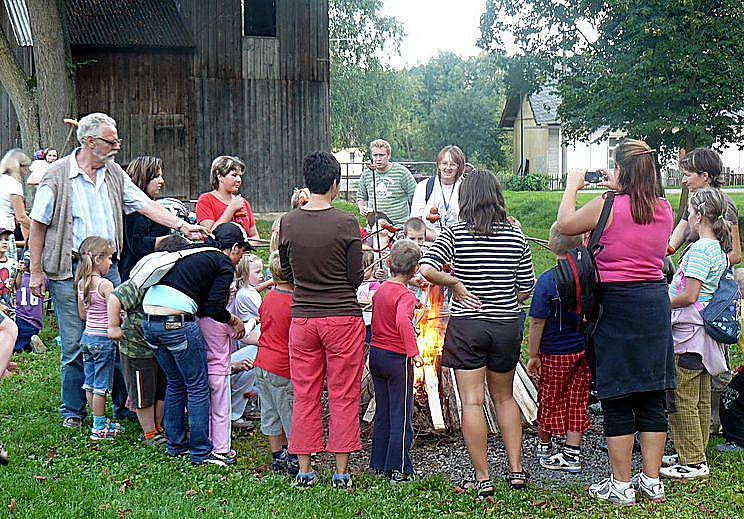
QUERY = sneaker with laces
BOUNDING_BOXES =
[294,471,319,488]
[539,451,581,473]
[30,335,47,354]
[331,472,352,490]
[141,432,167,448]
[715,441,744,453]
[630,472,665,502]
[535,441,555,460]
[390,470,416,484]
[588,477,636,505]
[271,451,288,473]
[62,417,83,428]
[215,450,238,465]
[286,455,300,476]
[660,462,709,479]
[192,451,230,467]
[661,453,678,467]
[90,426,119,441]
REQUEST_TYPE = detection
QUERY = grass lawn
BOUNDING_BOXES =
[1,191,743,517]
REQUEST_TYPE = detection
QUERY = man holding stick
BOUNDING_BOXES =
[28,112,209,428]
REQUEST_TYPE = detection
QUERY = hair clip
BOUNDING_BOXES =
[637,148,657,156]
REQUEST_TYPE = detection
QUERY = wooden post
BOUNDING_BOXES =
[423,365,446,431]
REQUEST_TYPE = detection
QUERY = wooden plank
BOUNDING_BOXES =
[513,362,538,424]
[363,397,376,423]
[423,365,445,431]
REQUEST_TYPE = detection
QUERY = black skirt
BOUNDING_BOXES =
[590,280,676,400]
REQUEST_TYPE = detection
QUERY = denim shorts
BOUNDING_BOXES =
[82,333,116,396]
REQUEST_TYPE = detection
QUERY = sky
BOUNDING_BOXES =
[381,0,488,69]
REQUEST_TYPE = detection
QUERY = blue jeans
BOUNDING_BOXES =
[81,333,116,396]
[143,318,212,462]
[50,260,121,419]
[14,317,41,352]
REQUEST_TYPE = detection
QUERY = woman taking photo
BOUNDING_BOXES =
[119,156,170,281]
[420,171,535,496]
[0,149,32,260]
[668,148,741,265]
[557,138,675,505]
[196,155,260,241]
[410,145,466,238]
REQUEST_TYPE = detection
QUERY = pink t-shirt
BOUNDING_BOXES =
[594,194,673,283]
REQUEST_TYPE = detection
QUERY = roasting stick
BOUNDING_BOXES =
[363,252,391,274]
[526,235,551,251]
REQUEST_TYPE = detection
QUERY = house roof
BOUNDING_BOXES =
[64,0,193,49]
[499,86,561,128]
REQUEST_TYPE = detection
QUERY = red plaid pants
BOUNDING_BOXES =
[537,351,591,436]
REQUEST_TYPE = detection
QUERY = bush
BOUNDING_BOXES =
[501,172,552,191]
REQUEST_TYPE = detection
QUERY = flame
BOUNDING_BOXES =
[415,287,446,383]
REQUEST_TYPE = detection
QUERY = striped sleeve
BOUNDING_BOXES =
[516,238,536,293]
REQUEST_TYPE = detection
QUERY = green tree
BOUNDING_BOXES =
[480,0,744,154]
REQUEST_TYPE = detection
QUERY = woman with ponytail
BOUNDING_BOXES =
[662,188,731,480]
[557,139,675,505]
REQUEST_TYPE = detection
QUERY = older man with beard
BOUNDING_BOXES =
[28,112,208,428]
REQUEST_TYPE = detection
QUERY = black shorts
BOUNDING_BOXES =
[120,353,167,409]
[601,390,668,437]
[441,317,521,373]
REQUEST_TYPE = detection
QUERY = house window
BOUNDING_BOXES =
[242,0,276,37]
[608,137,620,169]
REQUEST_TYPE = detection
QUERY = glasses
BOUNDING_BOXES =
[96,136,124,146]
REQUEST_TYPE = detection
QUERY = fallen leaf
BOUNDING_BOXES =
[185,489,198,497]
[89,445,101,452]
[116,507,132,519]
[698,504,715,514]
[453,487,466,494]
[485,497,495,504]
[532,500,548,508]
[7,499,16,513]
[354,510,362,516]
[455,512,467,516]
[46,448,57,460]
[206,489,214,496]
[119,479,133,492]
[34,476,47,481]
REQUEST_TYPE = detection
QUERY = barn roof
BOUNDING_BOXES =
[499,86,561,128]
[64,0,193,49]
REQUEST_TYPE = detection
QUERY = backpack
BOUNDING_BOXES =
[424,176,436,203]
[702,267,742,344]
[553,192,615,324]
[128,246,221,290]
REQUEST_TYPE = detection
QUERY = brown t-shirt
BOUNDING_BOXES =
[279,207,363,318]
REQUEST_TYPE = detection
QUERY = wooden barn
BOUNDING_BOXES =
[0,0,329,211]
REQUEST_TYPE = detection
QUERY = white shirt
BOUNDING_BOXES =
[0,174,23,232]
[409,176,462,232]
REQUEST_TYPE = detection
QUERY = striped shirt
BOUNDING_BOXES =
[30,151,149,252]
[356,163,417,225]
[420,222,536,321]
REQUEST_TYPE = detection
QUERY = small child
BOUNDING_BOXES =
[13,251,46,353]
[664,188,732,480]
[76,236,122,441]
[403,217,431,304]
[369,239,423,483]
[527,223,590,473]
[254,251,299,474]
[0,228,17,316]
[229,253,263,425]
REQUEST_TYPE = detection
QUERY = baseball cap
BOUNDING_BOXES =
[212,222,252,251]
[0,227,13,236]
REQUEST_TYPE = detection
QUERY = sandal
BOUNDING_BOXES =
[506,471,528,490]
[0,441,8,466]
[458,478,494,499]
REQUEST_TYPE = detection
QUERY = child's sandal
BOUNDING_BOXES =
[457,478,494,499]
[506,471,528,490]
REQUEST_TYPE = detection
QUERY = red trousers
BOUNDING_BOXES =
[288,315,365,454]
[537,351,591,436]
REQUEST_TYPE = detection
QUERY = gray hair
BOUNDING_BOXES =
[548,222,583,255]
[389,239,421,276]
[77,112,117,144]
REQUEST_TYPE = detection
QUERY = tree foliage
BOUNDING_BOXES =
[480,0,744,153]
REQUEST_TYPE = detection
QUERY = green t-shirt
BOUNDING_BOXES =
[356,163,417,225]
[112,280,152,358]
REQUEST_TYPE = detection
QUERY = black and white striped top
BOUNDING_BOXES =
[420,222,536,321]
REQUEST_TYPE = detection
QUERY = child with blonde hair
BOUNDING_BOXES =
[76,236,122,441]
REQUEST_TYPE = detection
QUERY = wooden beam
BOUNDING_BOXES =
[423,365,445,431]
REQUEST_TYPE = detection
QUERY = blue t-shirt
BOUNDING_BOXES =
[528,268,586,355]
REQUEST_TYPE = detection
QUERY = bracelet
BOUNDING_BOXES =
[667,245,676,255]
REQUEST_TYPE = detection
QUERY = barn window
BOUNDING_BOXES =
[242,0,276,37]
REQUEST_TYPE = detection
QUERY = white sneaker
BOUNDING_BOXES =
[539,451,581,473]
[535,441,555,460]
[659,462,709,480]
[630,472,665,502]
[30,335,47,354]
[588,477,636,505]
[661,453,678,467]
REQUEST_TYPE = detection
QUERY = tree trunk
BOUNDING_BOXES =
[0,30,40,151]
[27,0,76,153]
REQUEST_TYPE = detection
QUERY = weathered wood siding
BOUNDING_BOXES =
[0,8,33,150]
[0,0,329,212]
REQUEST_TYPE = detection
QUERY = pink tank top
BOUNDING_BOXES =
[79,280,109,336]
[595,194,673,282]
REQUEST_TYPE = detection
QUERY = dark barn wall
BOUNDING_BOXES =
[0,10,33,150]
[180,0,330,211]
[73,50,194,199]
[0,0,329,212]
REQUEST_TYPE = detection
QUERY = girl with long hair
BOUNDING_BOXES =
[0,149,32,260]
[557,138,675,505]
[420,170,535,496]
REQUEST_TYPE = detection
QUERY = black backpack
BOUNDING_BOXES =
[553,192,615,325]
